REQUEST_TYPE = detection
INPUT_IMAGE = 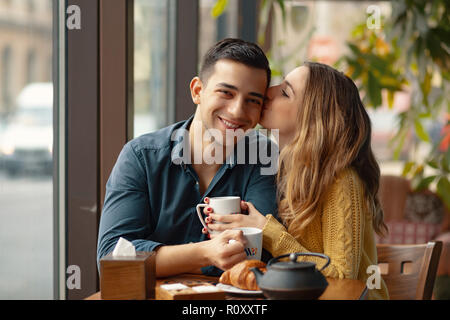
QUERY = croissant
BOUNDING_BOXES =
[219,260,266,291]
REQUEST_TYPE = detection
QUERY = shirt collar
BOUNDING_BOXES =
[171,115,194,143]
[171,115,194,168]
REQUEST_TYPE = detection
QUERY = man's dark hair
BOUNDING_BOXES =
[200,38,271,88]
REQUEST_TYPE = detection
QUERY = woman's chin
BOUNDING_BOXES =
[259,117,272,129]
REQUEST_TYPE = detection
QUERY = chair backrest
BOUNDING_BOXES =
[377,241,442,299]
[379,175,447,225]
[379,175,410,222]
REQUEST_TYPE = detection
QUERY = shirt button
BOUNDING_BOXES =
[196,181,199,185]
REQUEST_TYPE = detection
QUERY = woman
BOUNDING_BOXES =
[203,62,389,300]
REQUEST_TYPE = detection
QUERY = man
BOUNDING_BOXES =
[97,38,278,277]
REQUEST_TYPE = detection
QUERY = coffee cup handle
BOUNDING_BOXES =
[196,204,210,233]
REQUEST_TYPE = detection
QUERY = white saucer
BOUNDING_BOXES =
[216,283,263,295]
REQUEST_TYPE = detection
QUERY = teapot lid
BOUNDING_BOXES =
[269,253,316,270]
[268,252,331,272]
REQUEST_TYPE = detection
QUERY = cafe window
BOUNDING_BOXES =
[0,0,54,299]
[26,49,37,84]
[1,46,12,114]
[264,1,418,175]
[198,0,239,66]
[133,0,172,137]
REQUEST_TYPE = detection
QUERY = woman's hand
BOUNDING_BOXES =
[201,197,268,238]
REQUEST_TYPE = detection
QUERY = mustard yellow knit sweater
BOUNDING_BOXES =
[262,168,389,300]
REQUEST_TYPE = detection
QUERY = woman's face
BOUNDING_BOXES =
[260,66,309,137]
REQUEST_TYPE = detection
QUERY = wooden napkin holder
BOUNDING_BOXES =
[100,251,156,300]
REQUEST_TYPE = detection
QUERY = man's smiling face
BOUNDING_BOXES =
[190,59,268,144]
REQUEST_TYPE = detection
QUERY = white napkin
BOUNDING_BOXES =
[192,285,220,293]
[160,283,189,291]
[112,237,136,257]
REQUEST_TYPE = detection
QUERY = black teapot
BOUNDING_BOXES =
[251,252,330,300]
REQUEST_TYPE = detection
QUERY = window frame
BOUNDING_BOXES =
[62,0,200,299]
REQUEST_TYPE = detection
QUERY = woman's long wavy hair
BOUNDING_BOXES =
[277,62,388,237]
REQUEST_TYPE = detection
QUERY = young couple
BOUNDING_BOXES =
[97,38,389,299]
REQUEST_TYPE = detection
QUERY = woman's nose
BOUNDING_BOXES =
[265,85,277,101]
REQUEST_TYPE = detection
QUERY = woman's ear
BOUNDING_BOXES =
[190,76,203,105]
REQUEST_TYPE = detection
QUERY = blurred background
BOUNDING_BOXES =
[0,0,448,299]
[0,0,53,299]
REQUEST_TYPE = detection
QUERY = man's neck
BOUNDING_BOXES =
[188,118,223,174]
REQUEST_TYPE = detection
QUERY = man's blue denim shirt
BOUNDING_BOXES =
[97,116,278,275]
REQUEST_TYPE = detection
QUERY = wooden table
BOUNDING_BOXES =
[86,274,367,300]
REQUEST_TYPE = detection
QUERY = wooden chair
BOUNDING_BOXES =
[377,241,442,300]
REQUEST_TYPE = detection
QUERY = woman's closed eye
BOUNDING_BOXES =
[281,89,289,98]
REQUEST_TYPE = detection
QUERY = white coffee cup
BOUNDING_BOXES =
[196,196,241,234]
[233,227,262,261]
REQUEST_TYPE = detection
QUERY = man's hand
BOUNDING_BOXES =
[200,229,247,270]
[154,229,247,277]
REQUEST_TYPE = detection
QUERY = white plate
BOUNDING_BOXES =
[216,283,263,295]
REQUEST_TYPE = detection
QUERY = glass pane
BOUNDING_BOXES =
[198,0,239,67]
[133,0,169,137]
[0,0,54,299]
[266,1,413,175]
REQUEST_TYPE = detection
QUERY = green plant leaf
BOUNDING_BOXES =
[392,127,407,160]
[413,164,424,176]
[411,167,424,190]
[271,69,282,77]
[415,175,437,192]
[351,23,366,38]
[418,111,431,119]
[436,177,450,210]
[352,63,363,80]
[421,71,432,106]
[426,28,450,71]
[442,149,450,172]
[211,0,228,18]
[426,160,439,169]
[368,55,388,73]
[367,71,382,107]
[414,119,431,142]
[402,161,415,176]
[347,42,362,57]
[387,90,395,109]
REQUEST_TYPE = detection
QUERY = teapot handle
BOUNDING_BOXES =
[268,252,331,272]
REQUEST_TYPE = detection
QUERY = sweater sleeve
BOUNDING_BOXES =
[262,169,364,279]
[262,214,310,255]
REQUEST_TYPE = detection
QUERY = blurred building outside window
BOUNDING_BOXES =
[0,0,53,299]
[133,0,170,137]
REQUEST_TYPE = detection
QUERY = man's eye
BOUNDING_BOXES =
[281,89,289,98]
[248,99,262,106]
[219,90,232,96]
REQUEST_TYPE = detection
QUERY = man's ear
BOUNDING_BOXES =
[190,76,203,105]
